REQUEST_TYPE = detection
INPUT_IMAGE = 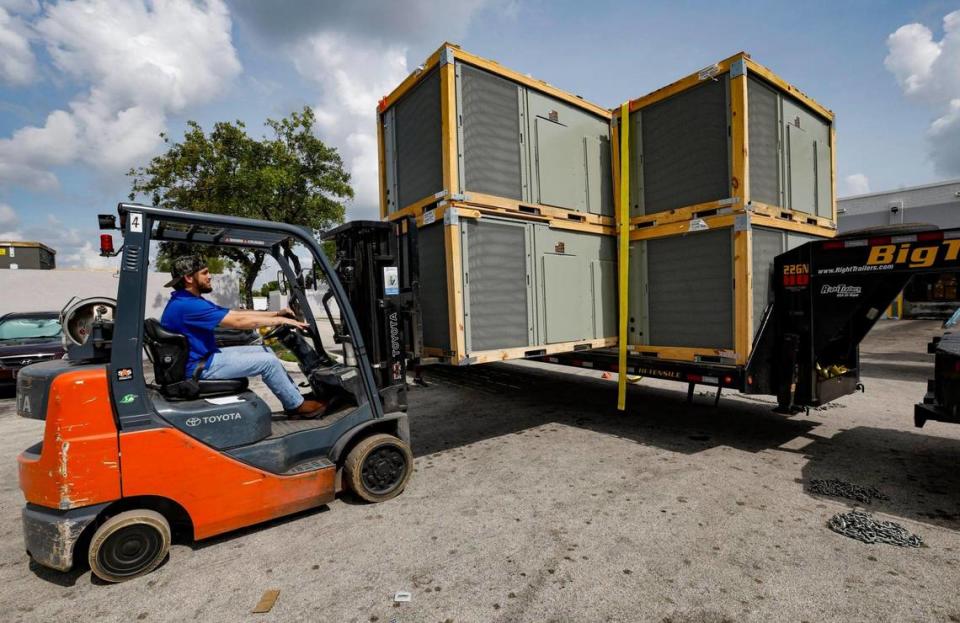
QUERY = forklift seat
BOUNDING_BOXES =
[143,318,248,400]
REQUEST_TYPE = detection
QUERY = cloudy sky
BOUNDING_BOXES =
[1,0,959,268]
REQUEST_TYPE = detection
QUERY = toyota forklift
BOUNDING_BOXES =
[16,203,421,582]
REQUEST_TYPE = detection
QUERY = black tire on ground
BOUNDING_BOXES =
[343,433,413,503]
[88,509,171,583]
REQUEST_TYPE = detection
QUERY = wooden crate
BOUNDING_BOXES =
[414,203,617,365]
[612,52,837,232]
[626,211,831,366]
[378,43,614,227]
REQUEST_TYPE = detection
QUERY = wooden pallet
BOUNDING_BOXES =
[424,337,618,366]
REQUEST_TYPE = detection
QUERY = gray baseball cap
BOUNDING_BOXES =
[164,255,207,288]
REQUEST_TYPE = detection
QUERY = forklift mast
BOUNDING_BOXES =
[323,218,421,394]
[751,225,960,411]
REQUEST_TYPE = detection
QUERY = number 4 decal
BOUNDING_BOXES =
[129,212,143,233]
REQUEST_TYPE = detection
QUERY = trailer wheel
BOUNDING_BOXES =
[343,433,413,503]
[88,510,171,583]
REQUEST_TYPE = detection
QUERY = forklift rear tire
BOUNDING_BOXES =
[88,510,171,583]
[343,433,413,503]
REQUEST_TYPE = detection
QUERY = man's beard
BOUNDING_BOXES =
[199,283,213,294]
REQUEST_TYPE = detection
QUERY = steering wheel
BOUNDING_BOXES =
[261,324,294,342]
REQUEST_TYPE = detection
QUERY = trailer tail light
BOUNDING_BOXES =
[868,236,891,246]
[99,234,114,257]
[687,374,702,383]
[724,375,733,385]
[823,241,843,250]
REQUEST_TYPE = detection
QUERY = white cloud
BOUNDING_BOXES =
[0,203,18,228]
[885,10,960,175]
[929,99,960,176]
[235,0,510,219]
[842,173,871,196]
[290,33,409,216]
[0,0,241,191]
[0,6,35,84]
[11,214,118,269]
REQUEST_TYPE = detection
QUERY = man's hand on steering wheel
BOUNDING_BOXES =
[262,317,308,341]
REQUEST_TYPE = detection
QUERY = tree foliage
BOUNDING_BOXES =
[128,107,352,306]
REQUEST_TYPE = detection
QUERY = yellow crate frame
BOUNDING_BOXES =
[418,205,617,365]
[378,43,613,221]
[612,51,837,229]
[627,211,831,366]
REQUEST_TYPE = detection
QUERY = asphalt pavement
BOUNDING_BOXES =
[1,320,960,621]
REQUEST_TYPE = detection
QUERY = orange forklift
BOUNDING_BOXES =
[17,203,421,582]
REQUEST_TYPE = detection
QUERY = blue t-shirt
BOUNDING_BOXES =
[160,290,230,378]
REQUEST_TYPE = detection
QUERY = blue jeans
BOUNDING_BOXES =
[201,345,304,411]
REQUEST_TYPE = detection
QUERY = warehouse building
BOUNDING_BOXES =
[0,241,56,270]
[839,179,960,317]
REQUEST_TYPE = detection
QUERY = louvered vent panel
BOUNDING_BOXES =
[748,77,780,206]
[641,79,729,214]
[460,64,523,200]
[647,229,733,348]
[418,223,450,351]
[395,70,443,208]
[465,220,528,351]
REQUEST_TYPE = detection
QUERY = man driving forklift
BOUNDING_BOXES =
[161,255,328,418]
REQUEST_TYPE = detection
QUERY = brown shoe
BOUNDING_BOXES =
[288,399,328,419]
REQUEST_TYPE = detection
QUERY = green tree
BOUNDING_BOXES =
[257,280,279,297]
[128,107,352,307]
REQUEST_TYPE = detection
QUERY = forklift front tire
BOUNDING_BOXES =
[88,510,171,583]
[343,433,413,503]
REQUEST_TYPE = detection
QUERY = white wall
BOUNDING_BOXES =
[0,269,241,317]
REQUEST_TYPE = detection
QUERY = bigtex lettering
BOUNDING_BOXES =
[867,241,960,268]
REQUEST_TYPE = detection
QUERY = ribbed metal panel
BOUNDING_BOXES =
[647,229,733,348]
[465,220,529,351]
[751,228,784,335]
[640,79,729,214]
[395,69,443,208]
[748,77,780,206]
[418,223,450,351]
[460,64,523,200]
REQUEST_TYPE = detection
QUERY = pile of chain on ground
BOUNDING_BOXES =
[827,510,923,547]
[808,478,890,504]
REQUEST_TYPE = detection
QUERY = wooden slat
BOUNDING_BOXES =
[745,57,834,121]
[453,47,611,119]
[626,345,738,363]
[733,228,752,366]
[377,112,388,220]
[748,202,838,235]
[439,60,459,195]
[830,125,838,223]
[629,214,739,242]
[629,198,741,229]
[379,47,445,111]
[463,338,619,365]
[618,53,743,114]
[460,191,615,227]
[730,70,750,207]
[749,213,838,237]
[444,221,466,362]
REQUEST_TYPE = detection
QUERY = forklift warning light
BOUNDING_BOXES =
[99,234,115,257]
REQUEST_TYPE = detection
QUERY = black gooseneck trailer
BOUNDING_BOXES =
[541,224,960,422]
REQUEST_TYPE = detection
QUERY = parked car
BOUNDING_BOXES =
[0,312,65,388]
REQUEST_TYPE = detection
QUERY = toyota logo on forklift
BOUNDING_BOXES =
[16,204,416,583]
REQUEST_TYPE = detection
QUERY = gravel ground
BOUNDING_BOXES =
[2,319,960,622]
